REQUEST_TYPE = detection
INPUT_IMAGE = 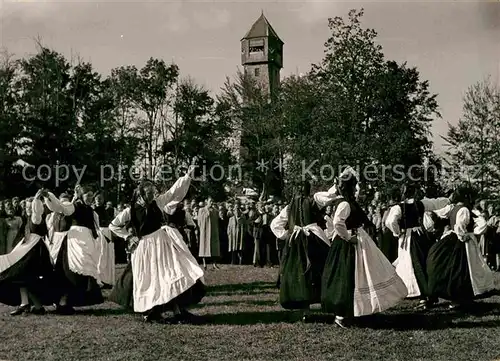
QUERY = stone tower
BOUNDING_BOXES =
[240,12,283,97]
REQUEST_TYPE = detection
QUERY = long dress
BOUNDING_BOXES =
[385,197,450,299]
[109,173,205,314]
[321,198,407,318]
[0,199,55,306]
[427,204,495,301]
[198,206,220,258]
[94,205,116,286]
[378,207,399,263]
[45,194,104,306]
[270,195,331,309]
[4,216,23,254]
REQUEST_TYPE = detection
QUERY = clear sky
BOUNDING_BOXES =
[1,0,499,153]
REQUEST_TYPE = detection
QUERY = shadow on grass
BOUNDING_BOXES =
[193,299,278,308]
[74,308,132,316]
[207,282,277,296]
[201,310,300,325]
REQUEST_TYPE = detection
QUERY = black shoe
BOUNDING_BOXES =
[56,305,75,315]
[30,306,46,315]
[10,304,30,316]
[335,317,349,329]
[302,314,313,323]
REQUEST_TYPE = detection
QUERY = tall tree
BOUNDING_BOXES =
[443,77,500,193]
[0,50,22,195]
[308,9,439,190]
[161,78,233,200]
[111,59,179,179]
[15,46,77,191]
[219,69,284,197]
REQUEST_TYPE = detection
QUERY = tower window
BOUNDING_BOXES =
[254,68,260,76]
[249,39,264,53]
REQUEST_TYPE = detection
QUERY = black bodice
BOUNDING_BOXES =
[94,206,114,227]
[130,200,164,238]
[27,216,48,237]
[331,198,369,230]
[287,195,324,229]
[397,200,425,229]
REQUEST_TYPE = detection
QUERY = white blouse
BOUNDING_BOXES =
[109,173,192,239]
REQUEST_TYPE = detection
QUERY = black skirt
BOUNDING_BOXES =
[0,238,55,306]
[109,262,206,313]
[427,232,474,301]
[408,230,434,298]
[321,235,356,317]
[278,232,329,310]
[53,238,104,307]
[378,229,398,263]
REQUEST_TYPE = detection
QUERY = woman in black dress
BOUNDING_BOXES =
[0,190,53,315]
[320,167,407,328]
[270,180,330,321]
[427,185,496,309]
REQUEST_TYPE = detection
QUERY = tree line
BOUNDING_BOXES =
[0,9,497,203]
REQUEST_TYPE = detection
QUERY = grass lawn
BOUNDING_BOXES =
[1,265,500,361]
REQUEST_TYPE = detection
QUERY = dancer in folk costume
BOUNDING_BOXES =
[270,180,330,321]
[44,186,103,314]
[385,183,450,310]
[44,193,71,266]
[318,167,407,328]
[427,186,496,309]
[0,190,54,315]
[109,162,205,324]
[94,193,116,288]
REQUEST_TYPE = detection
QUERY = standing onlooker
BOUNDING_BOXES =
[198,197,220,269]
[218,204,230,264]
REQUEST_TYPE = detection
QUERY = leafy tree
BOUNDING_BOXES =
[0,50,22,196]
[111,59,179,179]
[308,9,439,192]
[443,77,500,193]
[219,69,284,197]
[161,78,233,200]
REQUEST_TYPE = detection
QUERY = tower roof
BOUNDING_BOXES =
[241,12,283,43]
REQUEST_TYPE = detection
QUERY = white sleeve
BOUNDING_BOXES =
[31,198,44,225]
[313,191,339,209]
[109,208,132,239]
[474,215,487,235]
[423,212,434,232]
[433,204,454,219]
[385,205,402,237]
[270,205,289,240]
[93,211,102,238]
[421,197,451,212]
[155,173,192,210]
[44,192,75,216]
[332,201,351,241]
[324,215,334,239]
[454,207,471,241]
